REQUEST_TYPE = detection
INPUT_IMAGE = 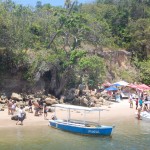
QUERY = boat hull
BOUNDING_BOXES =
[49,120,114,136]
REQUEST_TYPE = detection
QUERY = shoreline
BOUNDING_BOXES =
[0,99,137,128]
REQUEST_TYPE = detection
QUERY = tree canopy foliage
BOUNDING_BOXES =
[0,0,150,96]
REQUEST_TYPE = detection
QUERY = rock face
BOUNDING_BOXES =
[96,49,137,81]
[97,50,131,69]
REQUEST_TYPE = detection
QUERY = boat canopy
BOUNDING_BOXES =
[52,104,104,112]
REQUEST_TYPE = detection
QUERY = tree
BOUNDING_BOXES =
[127,19,150,60]
[78,55,105,89]
[64,0,72,9]
[138,58,150,85]
[36,1,42,9]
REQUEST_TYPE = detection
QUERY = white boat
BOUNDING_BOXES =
[49,104,115,136]
[140,111,150,121]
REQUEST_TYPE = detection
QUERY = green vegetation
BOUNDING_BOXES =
[0,0,150,96]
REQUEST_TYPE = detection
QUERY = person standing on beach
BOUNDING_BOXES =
[11,101,17,115]
[44,104,48,120]
[7,99,13,115]
[129,94,133,108]
[32,101,40,116]
[135,98,138,110]
[139,98,143,109]
[137,107,142,120]
[16,106,25,125]
[38,99,44,115]
[28,99,33,113]
[144,95,148,111]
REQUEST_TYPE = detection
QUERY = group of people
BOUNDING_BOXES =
[5,99,26,125]
[30,98,48,119]
[129,92,150,120]
[7,99,17,115]
[4,97,49,125]
[129,93,149,110]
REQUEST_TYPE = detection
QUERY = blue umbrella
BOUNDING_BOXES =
[105,86,118,91]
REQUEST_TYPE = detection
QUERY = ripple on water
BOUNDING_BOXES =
[0,119,150,150]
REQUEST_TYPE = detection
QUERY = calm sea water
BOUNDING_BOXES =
[0,118,149,150]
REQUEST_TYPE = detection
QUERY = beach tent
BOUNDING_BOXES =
[105,86,118,91]
[113,81,129,86]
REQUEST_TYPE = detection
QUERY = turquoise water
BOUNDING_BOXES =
[0,119,150,150]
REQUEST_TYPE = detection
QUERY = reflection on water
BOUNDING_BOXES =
[0,119,149,150]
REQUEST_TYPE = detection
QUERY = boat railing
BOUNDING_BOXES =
[54,119,100,127]
[63,119,100,127]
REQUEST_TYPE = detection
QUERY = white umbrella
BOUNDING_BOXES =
[113,81,129,86]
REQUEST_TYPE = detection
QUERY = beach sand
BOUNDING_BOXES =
[0,99,137,128]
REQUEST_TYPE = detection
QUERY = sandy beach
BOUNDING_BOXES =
[0,99,138,128]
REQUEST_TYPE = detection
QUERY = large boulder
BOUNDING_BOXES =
[0,99,6,104]
[45,97,58,106]
[98,97,106,105]
[95,93,102,99]
[11,93,22,101]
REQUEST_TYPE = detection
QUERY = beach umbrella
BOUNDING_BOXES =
[137,84,150,90]
[113,81,129,86]
[127,84,138,89]
[105,86,118,91]
[113,83,121,87]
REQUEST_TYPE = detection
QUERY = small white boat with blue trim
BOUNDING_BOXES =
[135,101,150,121]
[49,104,115,136]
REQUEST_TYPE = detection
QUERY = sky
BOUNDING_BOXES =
[12,0,94,7]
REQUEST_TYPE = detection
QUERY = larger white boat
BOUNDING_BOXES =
[140,111,150,121]
[135,101,150,121]
[49,104,115,136]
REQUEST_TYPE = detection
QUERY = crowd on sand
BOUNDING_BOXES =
[104,86,150,120]
[1,97,49,125]
[128,92,150,120]
[0,83,150,126]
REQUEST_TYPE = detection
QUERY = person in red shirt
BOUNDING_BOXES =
[135,98,138,110]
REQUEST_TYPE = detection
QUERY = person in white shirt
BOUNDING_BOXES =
[129,94,133,108]
[16,106,25,125]
[11,101,16,115]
